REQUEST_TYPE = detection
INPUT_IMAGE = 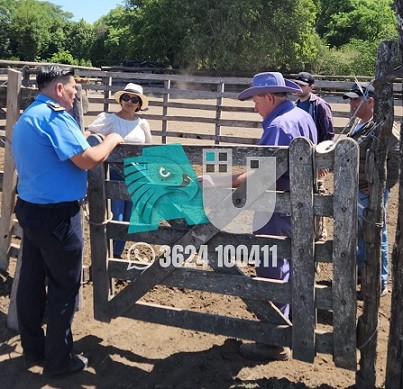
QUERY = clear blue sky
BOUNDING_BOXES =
[41,0,124,24]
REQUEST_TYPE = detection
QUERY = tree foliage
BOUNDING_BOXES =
[0,0,400,76]
[125,0,322,73]
[90,6,134,67]
[316,0,397,47]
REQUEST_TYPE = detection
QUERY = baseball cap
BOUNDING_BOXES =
[343,82,375,99]
[294,72,315,86]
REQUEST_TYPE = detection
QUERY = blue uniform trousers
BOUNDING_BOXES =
[15,198,83,371]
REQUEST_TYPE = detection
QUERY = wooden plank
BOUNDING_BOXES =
[161,79,170,143]
[357,41,397,387]
[107,263,333,310]
[123,301,334,354]
[7,241,22,331]
[206,246,291,326]
[123,301,292,347]
[332,137,358,370]
[86,135,113,322]
[214,82,224,144]
[289,137,316,362]
[0,69,20,271]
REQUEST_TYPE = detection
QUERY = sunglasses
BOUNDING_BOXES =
[121,94,141,104]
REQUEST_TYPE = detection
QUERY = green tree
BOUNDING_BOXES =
[64,20,94,64]
[89,6,134,67]
[0,0,16,58]
[9,0,73,61]
[125,0,322,72]
[317,0,396,47]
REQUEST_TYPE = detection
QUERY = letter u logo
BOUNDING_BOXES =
[202,149,277,232]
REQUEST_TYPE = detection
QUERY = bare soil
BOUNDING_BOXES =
[0,98,398,389]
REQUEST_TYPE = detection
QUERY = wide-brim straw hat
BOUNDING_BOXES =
[238,72,302,100]
[114,83,149,110]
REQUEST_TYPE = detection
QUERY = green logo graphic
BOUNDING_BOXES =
[124,144,208,233]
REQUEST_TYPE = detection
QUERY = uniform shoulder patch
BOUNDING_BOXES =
[47,101,65,111]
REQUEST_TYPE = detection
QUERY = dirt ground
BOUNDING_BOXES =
[0,97,399,389]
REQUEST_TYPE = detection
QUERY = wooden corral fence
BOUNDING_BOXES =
[0,63,400,387]
[1,64,402,147]
[86,136,359,370]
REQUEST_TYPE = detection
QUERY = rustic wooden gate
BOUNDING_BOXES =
[87,136,358,370]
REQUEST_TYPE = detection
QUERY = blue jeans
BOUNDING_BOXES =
[110,169,133,257]
[357,188,390,288]
[381,189,391,288]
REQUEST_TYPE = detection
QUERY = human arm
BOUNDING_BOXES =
[317,101,335,141]
[86,112,115,135]
[70,132,124,170]
[141,119,153,143]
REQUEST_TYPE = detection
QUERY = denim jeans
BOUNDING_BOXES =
[110,169,133,257]
[357,188,390,288]
[381,189,391,288]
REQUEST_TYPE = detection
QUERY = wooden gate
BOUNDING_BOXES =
[87,136,358,370]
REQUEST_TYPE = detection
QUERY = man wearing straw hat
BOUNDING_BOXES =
[236,71,317,361]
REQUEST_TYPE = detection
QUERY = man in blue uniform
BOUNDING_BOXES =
[12,65,124,378]
[236,71,317,361]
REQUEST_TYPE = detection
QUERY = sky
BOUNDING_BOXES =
[41,0,125,24]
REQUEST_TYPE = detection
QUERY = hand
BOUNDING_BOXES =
[105,132,124,145]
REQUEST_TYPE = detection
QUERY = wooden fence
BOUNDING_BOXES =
[86,135,358,370]
[0,65,398,387]
[1,66,402,147]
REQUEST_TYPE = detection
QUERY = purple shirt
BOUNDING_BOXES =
[254,100,317,236]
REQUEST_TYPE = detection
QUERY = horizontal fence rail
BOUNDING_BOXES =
[1,67,402,146]
[86,137,358,370]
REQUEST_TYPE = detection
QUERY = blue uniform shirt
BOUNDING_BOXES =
[12,94,90,203]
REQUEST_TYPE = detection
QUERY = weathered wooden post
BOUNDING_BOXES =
[385,1,403,385]
[356,40,398,388]
[0,69,21,272]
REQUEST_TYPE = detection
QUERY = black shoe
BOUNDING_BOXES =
[43,354,89,379]
[24,353,45,367]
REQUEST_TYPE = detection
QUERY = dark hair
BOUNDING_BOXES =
[119,94,143,112]
[272,92,288,97]
[36,65,75,90]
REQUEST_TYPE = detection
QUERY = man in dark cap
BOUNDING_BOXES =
[235,72,317,361]
[293,71,334,144]
[293,72,334,244]
[343,82,400,297]
[12,65,124,378]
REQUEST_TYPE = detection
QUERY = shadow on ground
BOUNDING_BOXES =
[0,334,355,389]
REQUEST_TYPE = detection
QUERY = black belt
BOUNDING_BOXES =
[20,199,83,208]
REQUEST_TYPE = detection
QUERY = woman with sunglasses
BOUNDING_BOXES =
[87,83,152,258]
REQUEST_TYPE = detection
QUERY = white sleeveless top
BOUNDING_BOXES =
[87,112,152,143]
